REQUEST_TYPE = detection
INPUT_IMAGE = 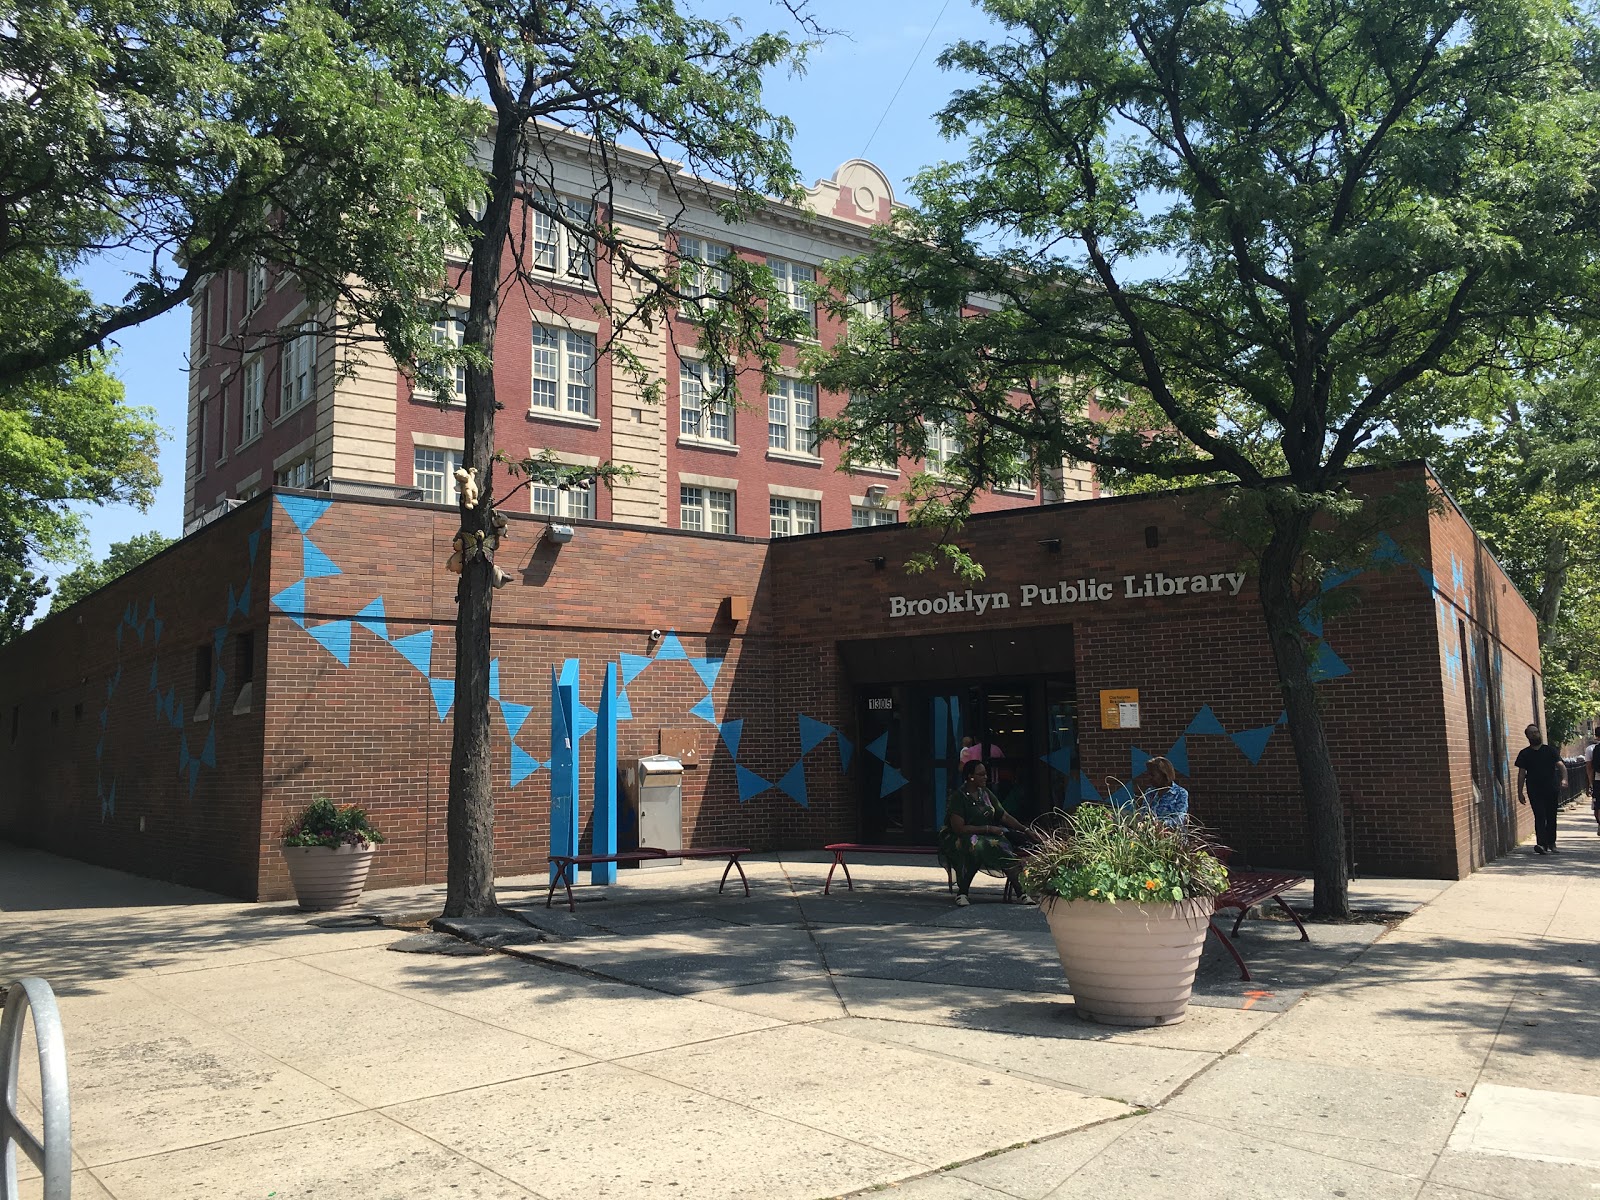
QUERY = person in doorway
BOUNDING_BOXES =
[959,735,1005,765]
[941,759,1032,906]
[1515,723,1565,854]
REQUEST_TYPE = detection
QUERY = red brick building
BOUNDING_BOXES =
[0,463,1540,899]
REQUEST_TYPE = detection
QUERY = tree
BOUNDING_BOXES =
[0,353,161,643]
[49,531,177,613]
[813,0,1600,914]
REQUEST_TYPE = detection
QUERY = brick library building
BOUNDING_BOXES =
[0,143,1543,898]
[0,462,1540,901]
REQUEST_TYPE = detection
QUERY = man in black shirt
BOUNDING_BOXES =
[1514,723,1565,855]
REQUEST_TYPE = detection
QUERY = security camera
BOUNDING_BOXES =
[649,629,663,642]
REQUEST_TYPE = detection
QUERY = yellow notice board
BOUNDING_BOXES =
[1099,689,1141,730]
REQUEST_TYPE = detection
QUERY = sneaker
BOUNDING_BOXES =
[955,895,970,907]
[1548,845,1560,854]
[1534,845,1548,855]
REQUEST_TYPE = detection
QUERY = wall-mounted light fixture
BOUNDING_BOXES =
[544,523,575,544]
[1037,537,1062,552]
[864,484,888,506]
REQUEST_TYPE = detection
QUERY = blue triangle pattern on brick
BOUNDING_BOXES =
[148,661,159,692]
[307,620,352,666]
[879,763,908,798]
[248,528,262,565]
[1186,704,1227,736]
[1041,745,1074,776]
[201,726,216,768]
[152,617,164,644]
[389,630,433,676]
[1307,639,1350,681]
[1076,772,1101,804]
[689,656,723,690]
[278,494,333,534]
[720,719,743,759]
[271,580,307,626]
[837,735,853,773]
[510,746,541,788]
[572,699,597,741]
[1276,710,1288,726]
[620,652,652,686]
[187,759,201,795]
[865,732,889,761]
[178,733,190,772]
[654,632,687,661]
[212,626,227,656]
[1166,735,1189,777]
[615,687,633,722]
[489,658,501,700]
[355,597,388,641]
[234,581,251,616]
[302,537,341,580]
[798,714,833,755]
[1231,723,1275,765]
[689,694,718,724]
[777,760,808,807]
[429,679,455,721]
[736,765,772,803]
[500,700,533,740]
[1131,747,1151,778]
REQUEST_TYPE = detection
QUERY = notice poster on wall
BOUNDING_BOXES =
[1100,689,1141,730]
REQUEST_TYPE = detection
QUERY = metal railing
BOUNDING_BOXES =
[2,978,71,1200]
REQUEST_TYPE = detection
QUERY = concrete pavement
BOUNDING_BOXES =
[2,810,1596,1200]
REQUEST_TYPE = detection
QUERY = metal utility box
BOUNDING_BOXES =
[628,754,683,866]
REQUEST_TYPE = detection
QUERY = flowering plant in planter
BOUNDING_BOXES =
[283,797,385,850]
[1019,803,1228,902]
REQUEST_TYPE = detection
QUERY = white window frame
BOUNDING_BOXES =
[530,196,594,281]
[239,358,264,446]
[925,419,962,474]
[245,259,267,312]
[530,484,594,520]
[279,332,317,417]
[680,485,734,534]
[769,496,819,538]
[851,505,897,528]
[677,235,732,304]
[768,258,816,336]
[679,357,734,444]
[414,447,463,505]
[430,312,467,405]
[275,454,315,489]
[196,392,209,479]
[768,377,818,456]
[531,324,596,416]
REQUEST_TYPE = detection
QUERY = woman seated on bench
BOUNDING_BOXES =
[1118,756,1190,827]
[940,759,1035,906]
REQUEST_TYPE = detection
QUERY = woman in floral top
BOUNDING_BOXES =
[939,759,1032,906]
[1132,756,1190,827]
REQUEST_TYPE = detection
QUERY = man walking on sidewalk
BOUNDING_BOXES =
[1515,723,1565,854]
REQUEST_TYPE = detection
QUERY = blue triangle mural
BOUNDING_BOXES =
[615,686,633,722]
[177,733,190,772]
[200,726,216,768]
[837,735,854,773]
[489,658,501,700]
[879,763,908,797]
[1166,735,1189,777]
[213,626,228,656]
[1130,747,1151,778]
[1308,640,1351,681]
[736,765,772,802]
[620,652,653,686]
[500,700,533,739]
[233,582,251,617]
[248,528,262,565]
[720,719,744,759]
[187,759,201,795]
[1076,772,1101,804]
[654,632,687,661]
[1231,723,1276,765]
[1276,710,1288,726]
[865,732,889,761]
[355,597,388,642]
[1186,704,1227,736]
[271,580,307,626]
[307,620,353,666]
[429,679,456,721]
[689,656,723,690]
[148,661,160,692]
[510,745,541,788]
[777,760,809,807]
[1041,745,1074,776]
[798,714,833,755]
[104,780,115,819]
[572,698,597,741]
[689,694,718,724]
[389,630,433,676]
[279,494,333,534]
[152,617,164,644]
[302,537,341,580]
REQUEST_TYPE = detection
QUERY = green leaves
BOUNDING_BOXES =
[1020,804,1229,904]
[48,532,176,615]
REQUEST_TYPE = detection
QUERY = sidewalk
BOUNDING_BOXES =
[3,811,1596,1200]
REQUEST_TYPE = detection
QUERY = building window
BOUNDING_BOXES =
[768,258,816,335]
[531,325,595,416]
[240,359,264,445]
[678,235,732,303]
[275,454,314,489]
[201,283,213,350]
[681,485,734,534]
[679,358,733,443]
[194,644,213,722]
[414,447,463,505]
[925,419,962,473]
[280,333,317,416]
[531,197,594,280]
[768,377,817,455]
[769,496,819,538]
[531,484,594,519]
[852,505,896,527]
[196,398,208,478]
[245,259,267,312]
[233,630,255,715]
[429,313,466,404]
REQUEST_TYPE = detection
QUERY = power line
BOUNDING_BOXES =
[861,0,954,159]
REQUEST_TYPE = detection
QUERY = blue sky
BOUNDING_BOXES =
[45,1,1002,589]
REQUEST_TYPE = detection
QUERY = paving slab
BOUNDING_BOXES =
[688,976,850,1023]
[523,923,826,994]
[1447,1082,1600,1168]
[948,1118,1137,1199]
[16,1170,116,1200]
[383,1060,915,1200]
[1426,1148,1600,1200]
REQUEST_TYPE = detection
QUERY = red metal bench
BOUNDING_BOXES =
[545,846,751,913]
[1208,869,1309,980]
[822,843,952,895]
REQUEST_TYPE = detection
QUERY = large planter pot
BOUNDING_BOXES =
[1040,895,1213,1027]
[282,844,376,911]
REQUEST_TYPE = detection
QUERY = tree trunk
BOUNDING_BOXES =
[1257,502,1350,917]
[1536,532,1566,649]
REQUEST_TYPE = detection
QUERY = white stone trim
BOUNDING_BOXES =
[767,482,823,502]
[531,449,601,468]
[849,494,901,510]
[234,468,262,492]
[679,472,739,491]
[530,308,602,335]
[273,437,316,471]
[412,431,465,451]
